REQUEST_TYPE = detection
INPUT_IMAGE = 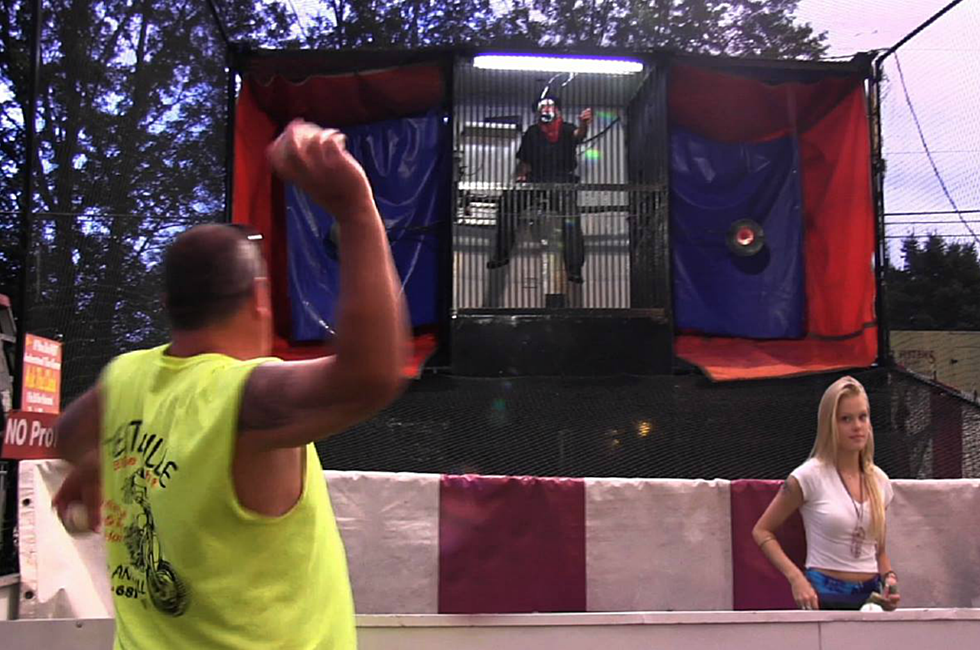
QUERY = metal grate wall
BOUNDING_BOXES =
[452,59,657,311]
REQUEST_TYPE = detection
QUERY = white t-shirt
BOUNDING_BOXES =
[790,457,894,573]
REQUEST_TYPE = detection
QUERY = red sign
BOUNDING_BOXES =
[2,410,58,460]
[21,333,62,414]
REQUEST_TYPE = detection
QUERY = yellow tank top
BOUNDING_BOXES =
[99,345,356,649]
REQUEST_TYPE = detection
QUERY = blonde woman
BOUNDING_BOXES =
[752,376,901,610]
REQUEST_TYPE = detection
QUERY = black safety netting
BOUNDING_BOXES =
[316,367,980,481]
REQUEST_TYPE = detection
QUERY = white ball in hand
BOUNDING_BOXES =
[61,502,91,535]
[860,602,884,612]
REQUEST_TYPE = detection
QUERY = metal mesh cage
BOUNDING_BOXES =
[451,56,666,312]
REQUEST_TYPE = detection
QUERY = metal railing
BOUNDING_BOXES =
[454,183,662,310]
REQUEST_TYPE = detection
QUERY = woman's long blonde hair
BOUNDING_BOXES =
[809,376,886,545]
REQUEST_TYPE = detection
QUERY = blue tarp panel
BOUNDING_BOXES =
[286,111,448,340]
[670,128,805,339]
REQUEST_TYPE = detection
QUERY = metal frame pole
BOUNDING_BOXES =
[12,0,43,410]
[868,59,890,367]
[224,48,239,223]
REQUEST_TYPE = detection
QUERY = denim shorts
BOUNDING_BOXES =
[805,568,881,610]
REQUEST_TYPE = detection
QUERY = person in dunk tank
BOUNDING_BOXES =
[50,119,410,649]
[753,376,902,611]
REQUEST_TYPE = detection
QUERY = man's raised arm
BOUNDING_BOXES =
[239,120,410,448]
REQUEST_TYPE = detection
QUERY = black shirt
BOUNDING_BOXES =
[516,122,579,183]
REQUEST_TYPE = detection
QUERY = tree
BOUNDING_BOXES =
[295,0,827,57]
[278,0,826,56]
[721,0,828,60]
[0,0,292,399]
[0,0,31,314]
[293,0,500,48]
[886,234,980,331]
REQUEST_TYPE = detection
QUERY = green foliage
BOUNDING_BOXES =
[222,0,828,56]
[502,0,827,57]
[886,234,980,331]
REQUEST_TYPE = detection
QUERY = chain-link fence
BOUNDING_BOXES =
[12,0,229,401]
[878,1,980,397]
[315,367,980,480]
[23,216,215,399]
[0,0,229,575]
[0,0,30,582]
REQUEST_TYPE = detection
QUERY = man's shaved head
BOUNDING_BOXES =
[163,224,264,331]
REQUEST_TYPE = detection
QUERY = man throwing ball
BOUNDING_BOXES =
[52,120,409,649]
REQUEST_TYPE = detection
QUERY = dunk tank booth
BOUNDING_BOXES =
[232,50,879,382]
